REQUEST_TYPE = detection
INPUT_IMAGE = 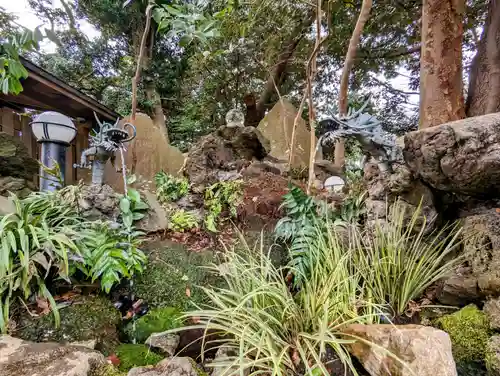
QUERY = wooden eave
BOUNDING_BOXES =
[0,56,119,123]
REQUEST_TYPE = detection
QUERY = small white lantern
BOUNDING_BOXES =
[324,176,345,192]
[31,111,76,144]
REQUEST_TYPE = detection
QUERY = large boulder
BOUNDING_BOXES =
[0,335,106,376]
[364,162,437,231]
[78,184,120,221]
[104,113,186,190]
[343,324,457,376]
[0,176,35,198]
[404,113,500,197]
[184,126,269,193]
[127,357,204,376]
[0,132,38,181]
[461,210,500,295]
[257,99,320,168]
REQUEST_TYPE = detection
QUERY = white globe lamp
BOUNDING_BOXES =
[30,111,77,191]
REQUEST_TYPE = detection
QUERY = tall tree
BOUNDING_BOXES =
[466,0,500,116]
[420,0,466,128]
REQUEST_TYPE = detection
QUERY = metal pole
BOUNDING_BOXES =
[39,141,68,191]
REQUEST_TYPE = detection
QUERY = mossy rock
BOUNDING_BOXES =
[16,296,121,355]
[91,364,127,376]
[486,335,500,376]
[115,344,164,372]
[133,240,223,310]
[436,304,491,363]
[124,306,183,343]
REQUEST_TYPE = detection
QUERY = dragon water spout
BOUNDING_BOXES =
[75,113,137,185]
[317,98,402,172]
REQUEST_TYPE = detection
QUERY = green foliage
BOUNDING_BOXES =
[204,180,243,232]
[93,364,127,376]
[0,185,147,332]
[115,344,163,371]
[119,188,149,230]
[153,2,223,47]
[75,221,147,293]
[170,209,199,233]
[155,171,189,204]
[172,232,381,376]
[124,306,182,343]
[437,305,491,363]
[355,200,464,318]
[0,193,79,333]
[0,27,41,94]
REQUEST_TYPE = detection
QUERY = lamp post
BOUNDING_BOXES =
[30,111,77,191]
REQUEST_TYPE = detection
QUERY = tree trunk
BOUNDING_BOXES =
[420,0,466,128]
[466,0,500,116]
[255,10,316,119]
[335,0,373,168]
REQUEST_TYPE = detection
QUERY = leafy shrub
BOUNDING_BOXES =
[155,171,189,203]
[172,231,382,376]
[0,193,80,332]
[75,221,147,293]
[204,180,243,232]
[0,186,147,332]
[354,200,464,318]
[115,344,163,371]
[170,209,199,232]
[119,188,149,229]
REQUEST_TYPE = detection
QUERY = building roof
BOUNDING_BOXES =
[0,56,119,122]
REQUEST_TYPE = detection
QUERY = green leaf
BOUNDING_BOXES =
[127,188,140,203]
[2,78,10,95]
[120,197,131,213]
[132,212,145,221]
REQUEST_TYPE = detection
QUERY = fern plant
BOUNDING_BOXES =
[170,209,199,232]
[155,171,189,204]
[204,180,243,232]
[274,186,323,284]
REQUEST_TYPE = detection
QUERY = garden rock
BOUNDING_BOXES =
[487,336,500,375]
[145,332,180,357]
[257,99,320,168]
[0,335,106,376]
[436,305,491,363]
[78,184,120,221]
[184,125,270,193]
[0,195,15,215]
[343,324,457,376]
[136,190,168,233]
[0,132,38,180]
[484,298,500,330]
[403,112,500,197]
[364,163,437,231]
[128,357,203,376]
[0,176,35,198]
[437,270,481,306]
[462,210,500,295]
